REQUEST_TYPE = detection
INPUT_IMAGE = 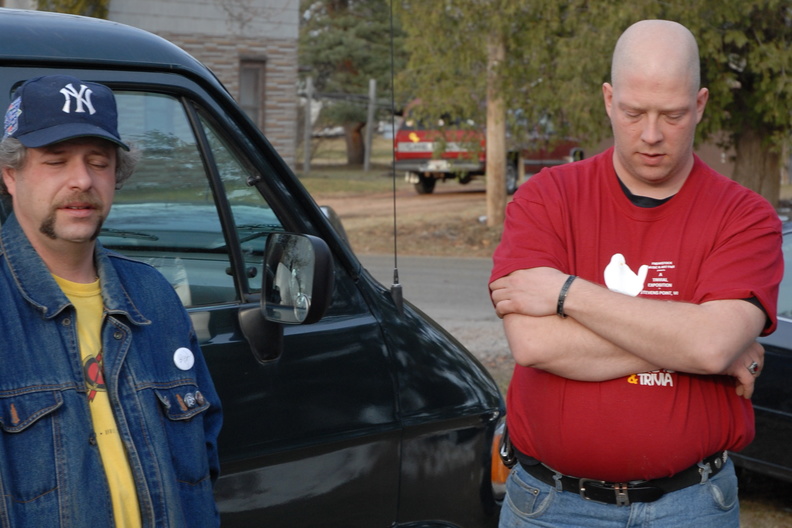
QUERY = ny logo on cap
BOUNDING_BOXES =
[59,83,96,115]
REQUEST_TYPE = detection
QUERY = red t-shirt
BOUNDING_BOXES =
[491,148,784,482]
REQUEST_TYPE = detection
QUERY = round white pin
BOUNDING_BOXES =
[173,347,195,371]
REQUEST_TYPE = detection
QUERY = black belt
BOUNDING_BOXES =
[518,451,728,506]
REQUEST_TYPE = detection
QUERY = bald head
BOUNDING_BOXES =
[611,20,701,96]
[602,19,709,196]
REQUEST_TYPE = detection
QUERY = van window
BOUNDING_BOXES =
[197,110,284,293]
[102,91,283,307]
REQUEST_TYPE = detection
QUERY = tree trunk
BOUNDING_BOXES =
[486,31,507,228]
[344,122,366,166]
[732,128,781,208]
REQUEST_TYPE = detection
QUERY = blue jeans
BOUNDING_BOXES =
[499,458,740,528]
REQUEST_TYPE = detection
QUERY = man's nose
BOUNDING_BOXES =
[66,160,94,189]
[640,116,663,145]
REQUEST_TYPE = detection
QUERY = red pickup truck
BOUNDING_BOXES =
[393,116,584,194]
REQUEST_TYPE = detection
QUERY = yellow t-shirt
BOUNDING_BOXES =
[55,275,142,528]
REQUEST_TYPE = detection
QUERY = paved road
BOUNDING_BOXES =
[359,254,494,320]
[358,254,510,366]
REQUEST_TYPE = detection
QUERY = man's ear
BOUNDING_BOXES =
[602,83,614,119]
[695,87,709,124]
[2,167,16,197]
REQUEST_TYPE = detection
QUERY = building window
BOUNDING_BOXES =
[240,61,266,132]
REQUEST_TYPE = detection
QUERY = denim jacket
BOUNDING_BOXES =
[0,214,222,527]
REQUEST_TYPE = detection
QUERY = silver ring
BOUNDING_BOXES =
[747,361,760,376]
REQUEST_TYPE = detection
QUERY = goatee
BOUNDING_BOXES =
[39,209,105,242]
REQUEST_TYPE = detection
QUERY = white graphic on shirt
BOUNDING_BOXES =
[643,261,680,296]
[604,253,648,296]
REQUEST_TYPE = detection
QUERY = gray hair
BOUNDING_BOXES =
[0,137,139,195]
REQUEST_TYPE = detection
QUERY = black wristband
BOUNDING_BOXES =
[557,275,577,318]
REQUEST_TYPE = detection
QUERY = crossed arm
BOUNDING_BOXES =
[489,267,766,398]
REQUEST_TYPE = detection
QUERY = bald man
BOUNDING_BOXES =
[489,20,783,527]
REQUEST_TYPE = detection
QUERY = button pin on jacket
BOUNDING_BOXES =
[173,347,194,371]
[175,394,188,411]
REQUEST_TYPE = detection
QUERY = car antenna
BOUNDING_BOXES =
[387,0,403,316]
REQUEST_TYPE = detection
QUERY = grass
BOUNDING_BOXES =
[296,134,402,196]
[299,134,395,167]
[296,163,397,195]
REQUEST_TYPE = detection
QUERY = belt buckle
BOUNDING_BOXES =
[579,479,631,506]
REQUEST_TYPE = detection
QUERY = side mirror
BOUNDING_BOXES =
[262,233,334,324]
[239,233,334,363]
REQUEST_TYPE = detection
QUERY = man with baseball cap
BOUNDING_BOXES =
[0,75,222,527]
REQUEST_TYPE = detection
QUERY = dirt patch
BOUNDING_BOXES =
[315,181,502,257]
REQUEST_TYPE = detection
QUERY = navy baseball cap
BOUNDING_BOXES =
[2,75,129,150]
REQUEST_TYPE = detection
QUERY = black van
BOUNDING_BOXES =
[0,8,504,527]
